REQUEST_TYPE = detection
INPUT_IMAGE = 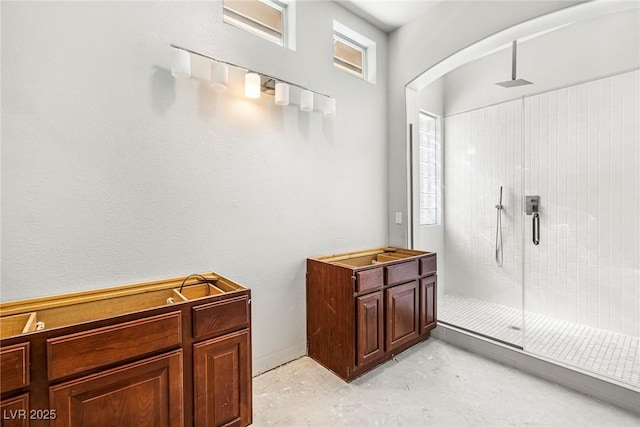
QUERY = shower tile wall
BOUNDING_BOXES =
[444,70,640,341]
[524,70,640,338]
[444,100,523,310]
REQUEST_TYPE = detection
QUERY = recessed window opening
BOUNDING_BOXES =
[223,0,288,47]
[334,33,366,80]
[333,20,376,84]
[418,111,441,226]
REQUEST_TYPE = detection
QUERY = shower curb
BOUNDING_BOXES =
[432,324,640,416]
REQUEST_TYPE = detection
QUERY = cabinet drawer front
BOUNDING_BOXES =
[420,255,437,276]
[193,295,249,340]
[355,268,383,293]
[47,311,182,380]
[0,343,29,393]
[385,260,419,285]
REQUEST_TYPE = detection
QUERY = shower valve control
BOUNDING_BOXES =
[525,196,540,215]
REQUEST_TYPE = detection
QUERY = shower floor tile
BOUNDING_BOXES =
[440,294,640,387]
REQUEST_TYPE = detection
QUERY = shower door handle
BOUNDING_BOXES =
[532,212,540,245]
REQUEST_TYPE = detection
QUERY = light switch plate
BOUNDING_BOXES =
[395,212,402,224]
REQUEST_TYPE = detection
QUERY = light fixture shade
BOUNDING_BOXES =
[245,72,261,99]
[300,90,314,112]
[171,48,191,79]
[210,62,229,89]
[324,97,336,117]
[275,82,290,106]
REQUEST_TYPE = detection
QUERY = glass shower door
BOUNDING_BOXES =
[439,100,526,348]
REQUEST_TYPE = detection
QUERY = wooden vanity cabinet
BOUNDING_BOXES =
[0,272,252,427]
[307,248,437,382]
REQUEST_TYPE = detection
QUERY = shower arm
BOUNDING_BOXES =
[511,41,517,81]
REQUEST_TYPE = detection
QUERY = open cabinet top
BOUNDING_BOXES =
[0,271,248,339]
[311,247,433,268]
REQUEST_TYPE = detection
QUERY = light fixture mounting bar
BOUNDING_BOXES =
[170,44,332,99]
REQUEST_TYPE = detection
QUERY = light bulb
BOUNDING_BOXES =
[245,72,261,99]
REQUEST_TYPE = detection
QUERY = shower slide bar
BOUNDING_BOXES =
[495,186,503,267]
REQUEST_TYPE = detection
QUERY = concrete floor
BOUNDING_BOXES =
[253,339,640,426]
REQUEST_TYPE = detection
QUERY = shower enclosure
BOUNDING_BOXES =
[412,7,639,390]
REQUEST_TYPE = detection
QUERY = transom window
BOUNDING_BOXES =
[333,33,366,80]
[332,21,376,84]
[223,0,288,46]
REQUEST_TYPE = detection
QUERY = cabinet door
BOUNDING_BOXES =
[420,275,437,334]
[1,393,29,427]
[385,281,419,351]
[356,291,384,366]
[193,330,251,427]
[49,350,183,427]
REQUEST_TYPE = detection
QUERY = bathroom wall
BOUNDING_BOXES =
[443,69,640,338]
[523,70,640,337]
[0,1,388,374]
[387,1,581,248]
[438,8,640,337]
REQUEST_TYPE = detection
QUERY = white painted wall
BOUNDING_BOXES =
[0,1,388,374]
[417,77,444,116]
[387,1,583,248]
[444,8,640,115]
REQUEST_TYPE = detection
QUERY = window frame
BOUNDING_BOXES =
[418,110,442,227]
[223,0,289,47]
[332,20,376,84]
[333,32,367,81]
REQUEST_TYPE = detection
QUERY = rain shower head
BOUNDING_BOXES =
[496,78,533,88]
[496,40,533,88]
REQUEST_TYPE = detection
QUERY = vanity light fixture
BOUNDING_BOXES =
[170,44,335,116]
